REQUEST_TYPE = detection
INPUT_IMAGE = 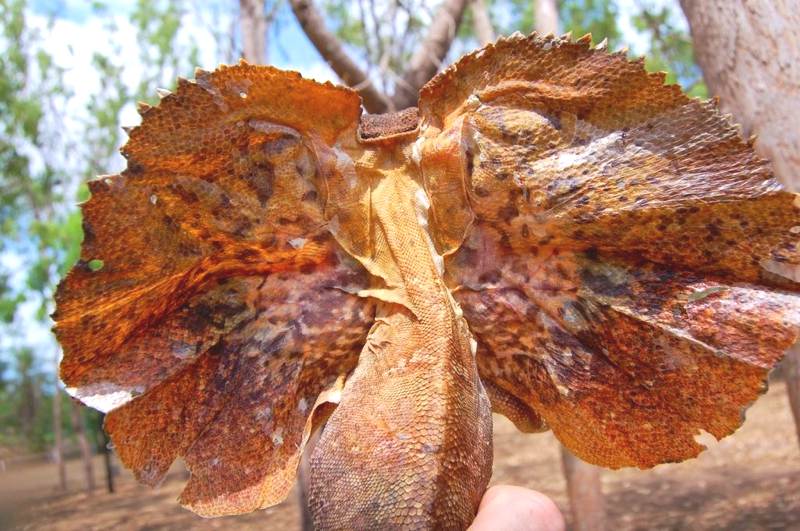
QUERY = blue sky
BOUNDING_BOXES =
[29,0,338,84]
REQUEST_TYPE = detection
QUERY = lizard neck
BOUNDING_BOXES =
[369,165,453,316]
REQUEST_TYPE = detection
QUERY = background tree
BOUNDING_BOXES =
[471,0,495,45]
[635,0,705,97]
[240,0,268,63]
[290,0,470,112]
[69,400,95,493]
[679,0,800,447]
[239,0,282,63]
[0,0,76,488]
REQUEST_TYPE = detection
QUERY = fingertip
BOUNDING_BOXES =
[471,485,565,531]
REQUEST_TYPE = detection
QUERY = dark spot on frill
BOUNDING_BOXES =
[162,215,178,231]
[168,183,200,204]
[235,248,260,262]
[499,232,513,252]
[82,221,96,244]
[478,270,502,284]
[498,205,519,224]
[580,266,631,298]
[241,161,274,207]
[312,231,330,244]
[299,263,316,275]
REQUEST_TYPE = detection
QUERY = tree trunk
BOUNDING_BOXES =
[239,0,266,63]
[70,401,95,493]
[471,0,495,46]
[788,347,800,447]
[97,415,115,493]
[289,0,391,113]
[534,0,559,35]
[52,369,66,491]
[679,0,800,446]
[393,0,469,109]
[561,447,606,531]
[290,0,468,112]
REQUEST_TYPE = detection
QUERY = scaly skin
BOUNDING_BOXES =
[308,160,493,529]
[53,33,800,529]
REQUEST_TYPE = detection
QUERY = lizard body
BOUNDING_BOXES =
[54,33,800,529]
[310,147,492,529]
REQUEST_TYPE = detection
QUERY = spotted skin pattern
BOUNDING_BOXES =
[54,33,800,529]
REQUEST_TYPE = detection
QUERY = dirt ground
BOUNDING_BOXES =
[2,380,799,531]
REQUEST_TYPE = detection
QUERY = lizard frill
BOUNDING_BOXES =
[54,33,800,528]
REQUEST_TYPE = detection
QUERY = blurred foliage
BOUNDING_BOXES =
[0,347,67,452]
[559,0,621,45]
[322,0,432,95]
[633,0,706,97]
[0,0,204,454]
[315,0,702,100]
[0,0,708,454]
[0,1,80,457]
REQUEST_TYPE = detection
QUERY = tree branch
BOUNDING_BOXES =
[393,0,469,109]
[240,0,267,64]
[289,0,391,113]
[471,0,495,46]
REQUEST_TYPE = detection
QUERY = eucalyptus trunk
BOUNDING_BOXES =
[680,0,800,447]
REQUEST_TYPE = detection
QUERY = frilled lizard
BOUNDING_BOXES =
[54,33,800,529]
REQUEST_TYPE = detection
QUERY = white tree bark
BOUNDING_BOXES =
[561,447,606,531]
[239,0,266,64]
[680,1,800,181]
[680,0,800,447]
[472,0,495,45]
[52,359,66,491]
[70,401,96,493]
[534,0,559,35]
